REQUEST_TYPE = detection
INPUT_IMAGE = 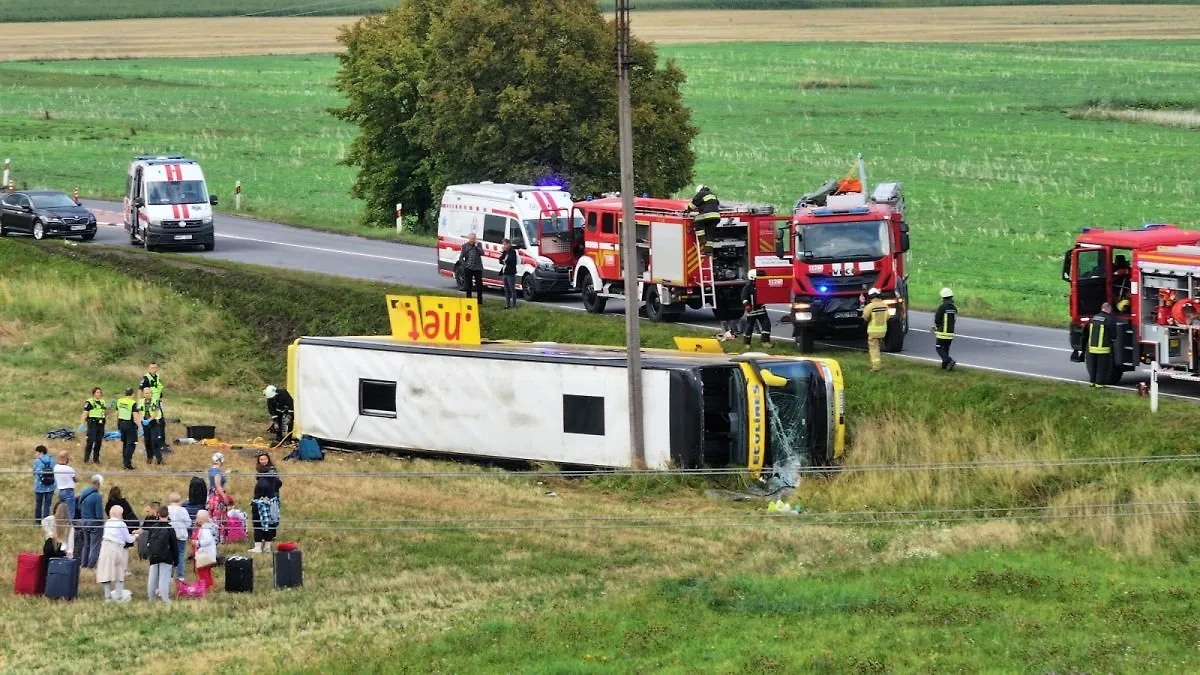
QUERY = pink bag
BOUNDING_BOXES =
[176,579,209,598]
[226,510,247,542]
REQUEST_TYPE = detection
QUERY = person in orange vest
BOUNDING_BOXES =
[862,288,890,371]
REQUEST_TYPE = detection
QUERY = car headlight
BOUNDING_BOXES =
[888,307,897,316]
[537,260,555,271]
[794,311,812,321]
[46,216,62,223]
[202,217,213,225]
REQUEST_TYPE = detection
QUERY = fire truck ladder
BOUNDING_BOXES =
[695,228,717,309]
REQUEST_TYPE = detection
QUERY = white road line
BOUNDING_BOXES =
[216,233,436,266]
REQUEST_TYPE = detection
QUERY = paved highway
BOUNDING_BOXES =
[81,199,1199,403]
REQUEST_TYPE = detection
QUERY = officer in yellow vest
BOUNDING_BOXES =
[115,388,138,470]
[933,287,957,371]
[862,288,890,372]
[140,362,166,443]
[80,387,107,464]
[135,386,164,465]
[1086,302,1117,388]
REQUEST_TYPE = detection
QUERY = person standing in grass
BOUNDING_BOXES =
[207,453,231,541]
[115,388,138,471]
[140,362,166,444]
[249,453,283,554]
[53,452,76,526]
[193,510,219,590]
[499,238,518,309]
[167,492,192,581]
[80,387,108,465]
[862,288,890,372]
[135,386,164,465]
[97,504,138,602]
[33,445,56,524]
[144,505,178,603]
[78,474,105,570]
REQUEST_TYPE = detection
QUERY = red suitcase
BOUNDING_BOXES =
[14,552,46,596]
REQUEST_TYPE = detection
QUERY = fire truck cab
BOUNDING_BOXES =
[1063,224,1200,384]
[571,197,790,322]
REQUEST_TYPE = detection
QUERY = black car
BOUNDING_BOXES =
[0,190,98,241]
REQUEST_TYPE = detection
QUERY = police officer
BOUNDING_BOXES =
[690,184,720,256]
[934,287,957,371]
[80,387,107,464]
[741,270,772,348]
[135,387,163,465]
[140,362,165,442]
[1086,302,1117,388]
[264,385,295,445]
[115,388,138,471]
[862,288,890,372]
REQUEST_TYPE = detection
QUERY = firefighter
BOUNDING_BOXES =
[1086,302,1117,388]
[135,386,163,465]
[264,385,295,445]
[80,387,107,464]
[690,184,720,256]
[862,288,890,372]
[933,287,957,371]
[115,388,138,471]
[1112,255,1132,314]
[741,270,772,347]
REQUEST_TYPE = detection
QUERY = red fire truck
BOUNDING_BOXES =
[571,197,791,322]
[775,159,911,352]
[1063,224,1200,384]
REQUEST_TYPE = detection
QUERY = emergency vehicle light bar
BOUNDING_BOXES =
[811,206,871,216]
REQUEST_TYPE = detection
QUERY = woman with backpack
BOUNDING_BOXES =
[33,445,56,524]
[249,453,283,554]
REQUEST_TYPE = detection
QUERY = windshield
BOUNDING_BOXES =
[31,193,78,209]
[755,360,815,486]
[146,180,208,206]
[524,214,583,246]
[799,220,888,261]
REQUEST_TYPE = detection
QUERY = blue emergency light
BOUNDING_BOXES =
[818,285,829,294]
[812,206,870,217]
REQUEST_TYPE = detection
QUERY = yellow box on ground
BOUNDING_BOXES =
[386,295,481,346]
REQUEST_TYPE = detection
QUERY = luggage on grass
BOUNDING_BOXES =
[225,555,253,593]
[226,509,248,542]
[273,549,302,589]
[176,579,209,598]
[44,557,80,600]
[14,552,46,596]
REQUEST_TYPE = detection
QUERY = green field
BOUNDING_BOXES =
[2,237,1199,671]
[3,42,1200,320]
[6,0,1195,23]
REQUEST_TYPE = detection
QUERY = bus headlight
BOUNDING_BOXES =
[887,307,897,316]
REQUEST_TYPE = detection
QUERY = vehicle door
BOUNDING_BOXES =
[755,215,793,304]
[1067,247,1108,320]
[0,193,22,232]
[506,218,528,273]
[481,214,507,282]
[598,211,621,280]
[13,194,36,233]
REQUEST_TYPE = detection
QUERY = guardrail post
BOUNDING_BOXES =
[235,181,242,211]
[1150,360,1159,413]
[3,158,10,192]
[395,203,404,233]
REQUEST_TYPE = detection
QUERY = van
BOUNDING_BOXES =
[123,155,218,252]
[437,183,581,301]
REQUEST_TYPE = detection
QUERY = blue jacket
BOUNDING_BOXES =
[79,487,104,521]
[33,455,56,494]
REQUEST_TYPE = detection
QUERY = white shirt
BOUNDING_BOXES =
[102,518,135,545]
[167,504,191,540]
[196,522,218,558]
[53,464,76,491]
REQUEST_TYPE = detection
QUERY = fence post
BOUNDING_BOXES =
[395,203,404,233]
[235,181,242,211]
[1150,360,1159,413]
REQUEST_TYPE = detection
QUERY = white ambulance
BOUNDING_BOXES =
[123,155,218,252]
[437,183,581,301]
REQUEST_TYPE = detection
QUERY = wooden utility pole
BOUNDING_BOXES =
[616,0,645,467]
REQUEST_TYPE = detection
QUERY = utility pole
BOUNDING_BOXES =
[616,0,645,467]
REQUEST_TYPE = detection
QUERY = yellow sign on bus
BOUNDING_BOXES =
[386,295,481,346]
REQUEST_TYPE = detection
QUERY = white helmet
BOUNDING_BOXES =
[263,385,277,399]
[867,287,881,297]
[211,453,224,464]
[747,269,758,280]
[940,287,953,298]
[695,184,708,194]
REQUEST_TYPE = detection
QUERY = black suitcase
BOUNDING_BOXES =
[225,555,253,593]
[273,550,302,589]
[44,557,80,600]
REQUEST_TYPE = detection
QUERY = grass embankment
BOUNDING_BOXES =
[2,240,1199,671]
[4,42,1200,322]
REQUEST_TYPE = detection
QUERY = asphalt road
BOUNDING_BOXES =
[79,199,1200,403]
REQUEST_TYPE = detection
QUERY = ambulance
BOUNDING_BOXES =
[436,183,581,301]
[123,155,218,252]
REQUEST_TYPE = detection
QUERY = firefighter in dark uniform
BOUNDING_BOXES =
[80,388,107,464]
[264,385,295,445]
[1086,302,1117,388]
[690,184,720,256]
[115,388,138,470]
[933,287,957,371]
[741,270,772,347]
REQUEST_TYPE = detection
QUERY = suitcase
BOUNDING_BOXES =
[273,550,302,589]
[176,579,209,599]
[225,555,253,593]
[44,557,80,600]
[14,552,46,596]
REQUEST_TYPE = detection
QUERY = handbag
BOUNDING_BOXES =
[196,550,217,569]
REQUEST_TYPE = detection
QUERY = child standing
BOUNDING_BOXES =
[145,506,178,603]
[193,510,219,590]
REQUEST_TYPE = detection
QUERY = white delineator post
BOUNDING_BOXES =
[3,158,9,191]
[235,181,242,211]
[395,203,404,233]
[1150,360,1159,413]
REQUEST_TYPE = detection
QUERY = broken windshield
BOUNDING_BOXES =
[756,360,815,488]
[799,220,888,261]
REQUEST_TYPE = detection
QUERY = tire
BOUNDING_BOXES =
[712,306,743,322]
[203,240,215,252]
[882,309,907,353]
[143,232,156,253]
[521,273,538,302]
[454,265,468,292]
[793,327,815,353]
[580,271,607,314]
[80,232,95,242]
[32,221,44,241]
[644,287,667,323]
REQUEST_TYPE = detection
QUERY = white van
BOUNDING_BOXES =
[123,155,218,252]
[437,183,581,300]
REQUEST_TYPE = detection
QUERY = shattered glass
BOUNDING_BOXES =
[762,366,812,493]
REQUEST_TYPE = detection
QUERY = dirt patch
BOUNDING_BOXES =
[1071,107,1200,130]
[1,6,1199,61]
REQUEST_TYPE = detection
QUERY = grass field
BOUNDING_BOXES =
[4,37,1200,320]
[1,238,1199,671]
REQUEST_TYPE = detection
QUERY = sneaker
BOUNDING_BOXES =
[948,361,956,371]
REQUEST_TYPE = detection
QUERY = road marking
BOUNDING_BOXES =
[216,233,436,266]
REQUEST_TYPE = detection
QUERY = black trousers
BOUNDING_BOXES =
[1086,351,1112,385]
[935,338,954,368]
[84,420,104,463]
[119,420,137,469]
[464,269,483,303]
[143,421,163,464]
[743,312,771,343]
[696,216,719,246]
[271,412,294,444]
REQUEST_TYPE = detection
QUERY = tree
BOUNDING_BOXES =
[332,0,697,230]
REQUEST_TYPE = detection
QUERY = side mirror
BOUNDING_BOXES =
[1061,250,1072,282]
[901,232,911,253]
[900,220,909,234]
[774,229,786,259]
[134,197,145,208]
[759,369,789,387]
[209,195,219,206]
[22,204,32,213]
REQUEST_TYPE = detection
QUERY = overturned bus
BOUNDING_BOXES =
[286,337,845,473]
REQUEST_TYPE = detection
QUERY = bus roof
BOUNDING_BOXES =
[1076,225,1200,250]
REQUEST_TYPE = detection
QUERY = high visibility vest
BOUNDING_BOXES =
[1088,315,1112,354]
[137,399,161,422]
[85,398,106,420]
[144,373,163,398]
[116,396,136,422]
[863,299,890,337]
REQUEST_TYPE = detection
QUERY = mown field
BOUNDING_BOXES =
[1,237,1199,671]
[3,40,1200,320]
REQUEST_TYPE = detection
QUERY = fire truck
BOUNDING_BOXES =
[571,197,791,322]
[775,158,911,352]
[1063,224,1200,384]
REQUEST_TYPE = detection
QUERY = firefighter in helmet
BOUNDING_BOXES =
[264,385,295,444]
[741,270,772,347]
[690,184,720,256]
[933,287,957,371]
[1112,255,1132,314]
[862,288,890,372]
[1086,302,1117,388]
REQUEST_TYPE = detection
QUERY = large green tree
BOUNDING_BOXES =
[333,0,697,230]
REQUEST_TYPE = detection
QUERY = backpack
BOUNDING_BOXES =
[38,457,54,487]
[297,436,324,462]
[188,476,207,505]
[137,525,151,560]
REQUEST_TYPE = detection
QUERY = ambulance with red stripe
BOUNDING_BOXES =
[437,183,580,300]
[123,155,218,252]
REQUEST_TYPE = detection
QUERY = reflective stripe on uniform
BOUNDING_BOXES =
[1088,322,1111,354]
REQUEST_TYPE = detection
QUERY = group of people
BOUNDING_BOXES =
[456,232,524,309]
[77,363,167,471]
[32,446,285,602]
